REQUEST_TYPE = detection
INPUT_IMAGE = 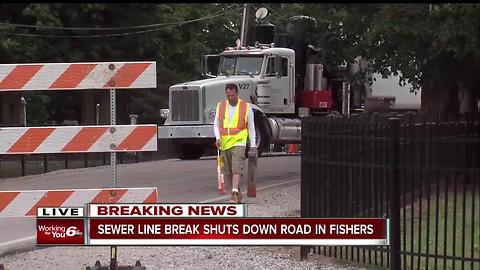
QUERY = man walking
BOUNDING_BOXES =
[214,83,257,203]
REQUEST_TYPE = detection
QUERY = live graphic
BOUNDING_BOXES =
[36,219,85,245]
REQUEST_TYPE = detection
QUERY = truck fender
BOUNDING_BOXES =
[249,104,266,116]
[250,106,272,143]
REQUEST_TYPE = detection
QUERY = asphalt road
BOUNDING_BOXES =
[0,154,300,256]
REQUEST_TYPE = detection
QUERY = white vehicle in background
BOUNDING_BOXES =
[158,15,421,160]
[367,73,421,111]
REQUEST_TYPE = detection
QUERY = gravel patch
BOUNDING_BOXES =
[0,182,366,270]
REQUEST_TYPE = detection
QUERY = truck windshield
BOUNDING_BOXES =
[217,56,263,76]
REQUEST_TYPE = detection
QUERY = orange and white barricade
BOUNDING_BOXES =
[0,187,158,217]
[0,125,157,154]
[0,62,156,91]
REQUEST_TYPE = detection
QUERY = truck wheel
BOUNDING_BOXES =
[175,143,204,160]
[254,117,270,157]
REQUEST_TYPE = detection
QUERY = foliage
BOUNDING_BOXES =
[23,92,50,126]
[263,4,479,112]
[0,3,242,124]
[0,4,478,118]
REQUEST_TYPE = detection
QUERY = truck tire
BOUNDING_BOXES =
[254,116,270,157]
[174,143,204,160]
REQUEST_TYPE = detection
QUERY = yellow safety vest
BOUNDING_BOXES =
[217,99,249,151]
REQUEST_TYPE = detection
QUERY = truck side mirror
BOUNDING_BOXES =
[274,55,282,78]
[201,55,219,78]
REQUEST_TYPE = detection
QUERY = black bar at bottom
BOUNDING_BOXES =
[21,155,26,176]
[389,118,401,270]
[43,154,48,173]
[110,245,117,270]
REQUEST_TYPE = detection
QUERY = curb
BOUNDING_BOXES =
[201,179,299,203]
[0,179,300,258]
[0,235,36,258]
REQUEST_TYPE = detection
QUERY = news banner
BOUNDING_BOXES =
[36,204,389,246]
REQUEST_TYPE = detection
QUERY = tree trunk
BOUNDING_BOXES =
[421,84,459,115]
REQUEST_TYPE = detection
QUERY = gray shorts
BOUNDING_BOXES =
[221,146,246,176]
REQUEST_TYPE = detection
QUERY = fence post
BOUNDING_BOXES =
[21,155,26,176]
[299,118,310,260]
[389,118,401,270]
[43,154,48,173]
[119,152,124,164]
[342,82,351,116]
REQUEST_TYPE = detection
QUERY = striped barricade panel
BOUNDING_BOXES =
[0,187,158,217]
[0,61,156,91]
[0,125,157,154]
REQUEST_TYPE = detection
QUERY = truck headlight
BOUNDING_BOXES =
[160,109,169,119]
[208,108,216,120]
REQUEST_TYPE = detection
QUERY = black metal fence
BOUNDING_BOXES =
[0,140,178,179]
[301,113,480,270]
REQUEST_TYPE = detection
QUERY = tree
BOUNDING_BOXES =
[2,4,477,117]
[0,3,243,124]
[361,4,479,114]
[266,4,479,114]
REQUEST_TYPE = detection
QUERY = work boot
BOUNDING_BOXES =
[229,190,242,203]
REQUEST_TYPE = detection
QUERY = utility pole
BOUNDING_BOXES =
[95,103,100,125]
[240,3,252,47]
[20,96,27,126]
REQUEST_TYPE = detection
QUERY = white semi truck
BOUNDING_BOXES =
[158,17,419,160]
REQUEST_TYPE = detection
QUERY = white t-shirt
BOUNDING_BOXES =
[213,101,256,148]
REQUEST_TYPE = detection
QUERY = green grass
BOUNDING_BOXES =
[310,246,390,269]
[401,187,479,270]
[311,186,479,270]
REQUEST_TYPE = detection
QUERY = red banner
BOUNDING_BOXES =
[87,218,388,246]
[35,216,388,246]
[36,218,85,245]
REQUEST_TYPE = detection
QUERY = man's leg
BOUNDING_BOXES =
[224,174,233,193]
[220,149,233,192]
[230,146,247,203]
[232,174,241,191]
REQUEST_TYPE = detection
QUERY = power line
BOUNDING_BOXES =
[6,27,170,38]
[0,5,241,38]
[255,5,290,33]
[0,4,238,31]
[261,4,290,22]
[261,4,332,24]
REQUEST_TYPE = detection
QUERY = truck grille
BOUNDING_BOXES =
[171,89,200,121]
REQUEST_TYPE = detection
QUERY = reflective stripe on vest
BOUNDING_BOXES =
[217,100,248,136]
[217,99,249,150]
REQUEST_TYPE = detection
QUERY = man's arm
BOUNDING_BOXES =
[247,106,256,148]
[213,104,220,148]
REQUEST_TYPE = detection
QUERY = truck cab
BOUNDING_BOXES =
[158,45,296,160]
[158,18,421,160]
